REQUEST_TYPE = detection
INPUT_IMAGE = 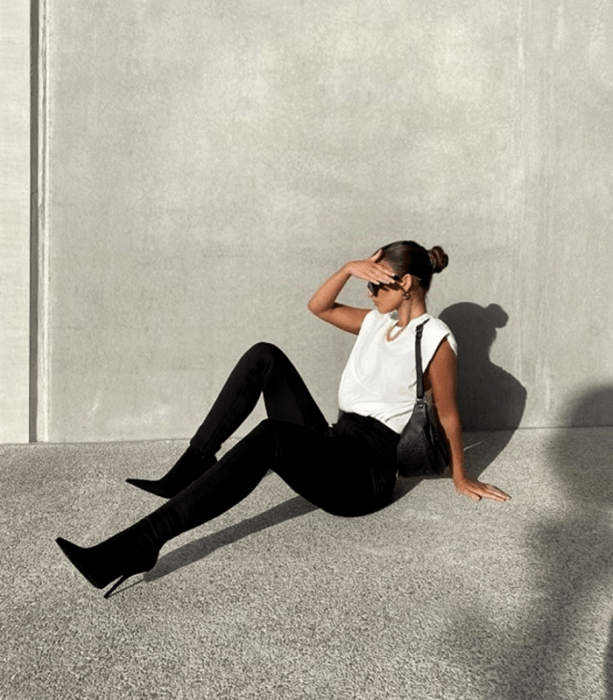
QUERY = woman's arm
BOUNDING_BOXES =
[307,250,397,334]
[427,340,510,502]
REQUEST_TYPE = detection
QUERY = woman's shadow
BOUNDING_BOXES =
[395,302,527,499]
[138,495,318,589]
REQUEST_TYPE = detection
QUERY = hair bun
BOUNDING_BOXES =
[428,246,449,274]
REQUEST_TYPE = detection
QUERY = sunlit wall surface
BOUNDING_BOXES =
[40,1,612,441]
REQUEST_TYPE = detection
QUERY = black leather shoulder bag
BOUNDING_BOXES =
[396,319,450,477]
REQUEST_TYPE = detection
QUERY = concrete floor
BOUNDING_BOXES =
[2,427,613,700]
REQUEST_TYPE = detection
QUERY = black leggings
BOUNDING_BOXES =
[147,343,400,545]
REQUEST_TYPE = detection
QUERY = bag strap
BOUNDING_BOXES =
[414,319,430,400]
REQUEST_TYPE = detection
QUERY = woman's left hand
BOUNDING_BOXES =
[453,476,510,502]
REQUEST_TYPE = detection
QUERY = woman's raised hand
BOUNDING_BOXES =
[453,476,511,503]
[344,250,398,286]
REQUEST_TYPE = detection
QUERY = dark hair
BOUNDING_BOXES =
[380,240,449,290]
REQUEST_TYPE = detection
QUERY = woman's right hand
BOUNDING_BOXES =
[344,250,398,286]
[453,476,511,503]
[308,250,394,334]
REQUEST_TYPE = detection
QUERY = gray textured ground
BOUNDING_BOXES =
[2,427,613,700]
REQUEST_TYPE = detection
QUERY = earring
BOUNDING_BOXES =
[403,291,412,300]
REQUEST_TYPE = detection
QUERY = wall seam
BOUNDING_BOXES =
[33,0,50,442]
[29,0,38,442]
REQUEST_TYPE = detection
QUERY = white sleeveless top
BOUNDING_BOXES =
[338,310,457,434]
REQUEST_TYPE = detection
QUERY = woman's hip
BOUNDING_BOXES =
[260,417,398,517]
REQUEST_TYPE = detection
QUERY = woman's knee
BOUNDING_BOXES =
[243,342,285,364]
[246,418,281,444]
[248,418,308,461]
[236,418,288,465]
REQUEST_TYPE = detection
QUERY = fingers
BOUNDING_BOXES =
[353,260,397,285]
[367,267,397,285]
[482,484,511,502]
[368,252,397,278]
[469,484,509,502]
[455,480,510,503]
[371,262,397,284]
[480,484,511,503]
[349,251,396,285]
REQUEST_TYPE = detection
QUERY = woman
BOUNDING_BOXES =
[56,241,510,598]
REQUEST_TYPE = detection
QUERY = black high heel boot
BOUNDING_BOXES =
[126,445,216,498]
[56,520,160,598]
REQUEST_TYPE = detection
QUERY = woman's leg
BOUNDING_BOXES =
[148,418,395,541]
[57,418,396,597]
[189,342,328,454]
[127,342,328,497]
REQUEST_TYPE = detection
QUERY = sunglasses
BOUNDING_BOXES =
[367,274,402,296]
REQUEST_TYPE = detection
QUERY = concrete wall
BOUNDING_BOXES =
[0,2,31,443]
[36,0,612,442]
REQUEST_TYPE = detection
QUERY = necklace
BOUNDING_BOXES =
[385,322,408,342]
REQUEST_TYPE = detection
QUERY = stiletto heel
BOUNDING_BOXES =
[56,524,160,598]
[104,574,130,599]
[126,446,216,498]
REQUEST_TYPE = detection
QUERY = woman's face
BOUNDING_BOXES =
[368,281,405,313]
[367,260,406,313]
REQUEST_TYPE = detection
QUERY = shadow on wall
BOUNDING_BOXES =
[438,303,527,485]
[438,302,527,431]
